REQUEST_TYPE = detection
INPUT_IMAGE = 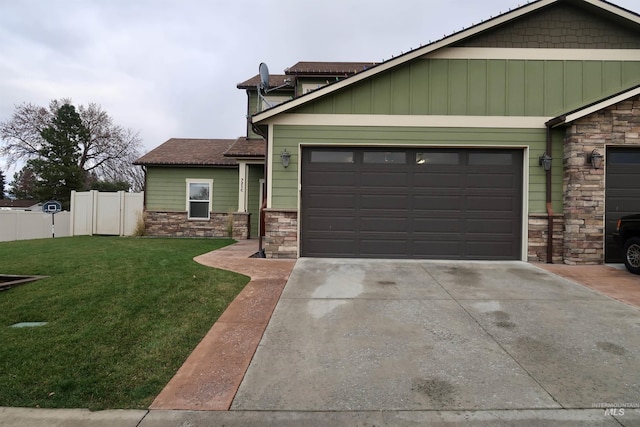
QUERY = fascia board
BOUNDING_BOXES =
[561,86,640,124]
[586,0,640,24]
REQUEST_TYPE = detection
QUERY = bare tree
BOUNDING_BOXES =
[0,99,143,190]
[0,169,5,199]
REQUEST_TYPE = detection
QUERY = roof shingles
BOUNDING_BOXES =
[134,138,238,166]
[224,137,265,158]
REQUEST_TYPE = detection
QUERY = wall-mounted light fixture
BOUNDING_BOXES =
[589,149,604,169]
[539,152,552,172]
[280,149,291,168]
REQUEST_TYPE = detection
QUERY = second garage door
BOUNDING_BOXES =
[605,147,640,262]
[301,147,523,259]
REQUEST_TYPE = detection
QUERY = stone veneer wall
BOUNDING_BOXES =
[144,211,249,240]
[562,95,640,264]
[263,209,298,258]
[527,214,564,263]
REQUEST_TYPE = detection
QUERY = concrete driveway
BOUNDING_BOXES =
[232,259,640,416]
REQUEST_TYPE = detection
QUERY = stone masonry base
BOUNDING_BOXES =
[528,214,565,263]
[144,211,250,240]
[263,209,298,258]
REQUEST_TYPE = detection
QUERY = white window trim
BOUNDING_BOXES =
[186,178,213,220]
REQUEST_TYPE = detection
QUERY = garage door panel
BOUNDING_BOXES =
[360,239,409,256]
[305,171,357,187]
[467,196,516,211]
[414,173,464,188]
[467,174,516,189]
[412,240,463,257]
[304,238,358,257]
[605,176,636,188]
[360,217,409,232]
[305,194,357,209]
[301,147,522,259]
[466,218,515,233]
[607,195,640,213]
[413,218,463,232]
[361,172,410,187]
[413,195,464,210]
[360,194,410,209]
[466,241,515,259]
[305,216,356,232]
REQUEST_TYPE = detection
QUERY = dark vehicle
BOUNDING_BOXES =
[613,214,640,275]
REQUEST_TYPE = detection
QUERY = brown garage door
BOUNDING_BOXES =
[605,147,640,262]
[301,147,523,259]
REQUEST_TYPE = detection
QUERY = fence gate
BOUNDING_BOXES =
[70,190,144,236]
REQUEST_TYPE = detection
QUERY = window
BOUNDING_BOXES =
[363,151,407,164]
[416,152,460,165]
[310,151,354,163]
[260,95,291,110]
[608,150,640,164]
[186,179,213,219]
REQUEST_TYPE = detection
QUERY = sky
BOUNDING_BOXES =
[1,0,639,176]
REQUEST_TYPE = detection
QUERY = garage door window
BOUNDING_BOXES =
[363,152,406,164]
[310,151,354,163]
[416,152,460,165]
[186,179,213,220]
[609,151,640,164]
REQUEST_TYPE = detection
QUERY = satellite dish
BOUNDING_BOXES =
[259,62,270,91]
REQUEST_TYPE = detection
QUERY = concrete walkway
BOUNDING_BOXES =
[150,239,296,410]
[536,263,640,307]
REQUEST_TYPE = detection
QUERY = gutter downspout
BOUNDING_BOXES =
[545,125,554,264]
[543,116,564,264]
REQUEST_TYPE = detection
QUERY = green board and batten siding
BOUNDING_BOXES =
[294,59,640,116]
[146,168,238,213]
[270,125,565,214]
[268,59,640,213]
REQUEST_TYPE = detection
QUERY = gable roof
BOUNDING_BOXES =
[0,199,38,209]
[134,138,237,167]
[237,74,292,90]
[285,62,377,76]
[237,62,377,90]
[224,137,266,158]
[252,0,640,124]
[547,83,640,127]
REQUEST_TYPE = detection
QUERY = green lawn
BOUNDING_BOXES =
[0,236,249,410]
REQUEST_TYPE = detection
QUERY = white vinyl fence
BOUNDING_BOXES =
[0,210,71,241]
[0,191,144,242]
[70,190,144,236]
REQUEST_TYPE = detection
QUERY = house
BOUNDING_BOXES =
[251,0,640,264]
[0,199,40,211]
[135,63,374,240]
